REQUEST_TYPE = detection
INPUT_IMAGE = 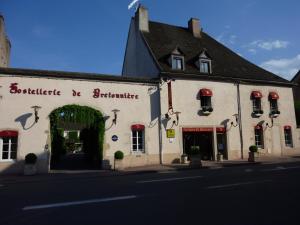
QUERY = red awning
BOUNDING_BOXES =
[199,88,213,97]
[216,127,226,133]
[252,91,262,98]
[284,125,291,130]
[131,124,145,131]
[269,92,279,100]
[255,125,262,130]
[0,130,18,137]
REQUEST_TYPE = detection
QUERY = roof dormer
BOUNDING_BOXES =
[196,50,212,74]
[169,47,185,71]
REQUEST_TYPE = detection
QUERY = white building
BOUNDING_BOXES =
[0,6,299,174]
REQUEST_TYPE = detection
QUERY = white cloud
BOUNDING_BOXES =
[250,40,289,50]
[260,54,300,80]
[248,48,257,54]
[229,35,237,44]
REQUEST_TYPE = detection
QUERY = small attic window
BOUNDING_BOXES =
[169,47,185,71]
[197,50,212,74]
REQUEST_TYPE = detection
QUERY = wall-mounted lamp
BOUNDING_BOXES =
[31,105,42,123]
[112,109,120,125]
[172,111,181,126]
[231,113,239,127]
[265,117,274,128]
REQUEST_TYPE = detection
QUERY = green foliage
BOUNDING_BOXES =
[249,145,258,153]
[295,100,300,110]
[25,153,37,164]
[49,105,104,165]
[114,151,124,160]
[68,131,79,142]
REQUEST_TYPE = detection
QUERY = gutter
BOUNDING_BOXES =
[236,82,244,159]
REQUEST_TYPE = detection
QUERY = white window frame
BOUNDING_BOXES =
[254,128,264,149]
[171,55,185,71]
[131,130,145,154]
[284,129,293,148]
[0,137,18,162]
[199,59,212,74]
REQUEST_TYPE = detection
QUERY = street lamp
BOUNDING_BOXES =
[265,117,274,128]
[173,111,181,126]
[31,106,42,123]
[112,109,120,125]
[231,113,239,127]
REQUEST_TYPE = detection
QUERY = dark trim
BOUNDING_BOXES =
[0,67,160,84]
[160,72,295,87]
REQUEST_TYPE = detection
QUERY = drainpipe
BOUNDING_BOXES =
[236,82,244,159]
[157,82,163,164]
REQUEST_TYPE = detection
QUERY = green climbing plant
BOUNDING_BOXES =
[49,105,105,165]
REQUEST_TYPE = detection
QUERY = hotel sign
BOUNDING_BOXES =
[166,129,175,138]
[8,83,139,100]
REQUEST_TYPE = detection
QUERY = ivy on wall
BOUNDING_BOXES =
[49,105,105,165]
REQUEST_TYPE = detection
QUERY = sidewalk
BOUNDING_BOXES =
[1,155,300,185]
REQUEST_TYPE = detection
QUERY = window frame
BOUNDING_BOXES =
[199,59,211,74]
[0,136,18,162]
[200,96,212,109]
[284,128,293,148]
[254,127,264,149]
[131,130,145,154]
[252,98,262,112]
[171,55,185,71]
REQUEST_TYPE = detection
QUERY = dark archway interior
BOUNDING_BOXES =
[49,105,104,170]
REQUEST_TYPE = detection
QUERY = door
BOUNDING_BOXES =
[217,133,228,160]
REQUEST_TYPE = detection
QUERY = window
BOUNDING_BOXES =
[251,91,263,114]
[200,60,210,73]
[199,88,213,112]
[131,125,145,153]
[269,92,280,115]
[284,126,293,147]
[0,131,18,161]
[172,56,184,70]
[254,126,264,149]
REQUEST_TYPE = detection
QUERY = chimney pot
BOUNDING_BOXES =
[188,18,201,38]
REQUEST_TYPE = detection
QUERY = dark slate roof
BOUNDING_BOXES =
[291,70,300,83]
[0,67,159,84]
[142,21,291,85]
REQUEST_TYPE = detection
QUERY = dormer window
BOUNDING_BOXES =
[169,47,185,71]
[196,50,212,74]
[172,56,184,70]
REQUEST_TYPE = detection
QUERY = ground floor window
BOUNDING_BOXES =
[0,131,18,161]
[254,126,264,149]
[131,124,145,153]
[284,126,293,147]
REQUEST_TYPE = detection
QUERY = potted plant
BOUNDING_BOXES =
[270,110,280,118]
[202,106,213,115]
[114,150,124,171]
[253,110,264,117]
[248,145,258,162]
[187,146,202,168]
[24,153,38,175]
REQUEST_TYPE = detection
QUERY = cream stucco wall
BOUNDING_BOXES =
[0,75,160,174]
[159,78,300,163]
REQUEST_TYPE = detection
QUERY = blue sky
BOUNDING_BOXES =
[2,0,300,80]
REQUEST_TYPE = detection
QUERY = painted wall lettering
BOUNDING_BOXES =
[93,88,139,100]
[72,90,81,97]
[9,83,61,96]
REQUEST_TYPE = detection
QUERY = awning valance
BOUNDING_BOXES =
[216,127,226,133]
[255,125,262,130]
[200,88,213,97]
[131,124,145,131]
[252,91,262,98]
[284,125,291,130]
[269,92,279,100]
[0,130,18,137]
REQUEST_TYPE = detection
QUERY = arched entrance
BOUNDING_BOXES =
[49,105,105,170]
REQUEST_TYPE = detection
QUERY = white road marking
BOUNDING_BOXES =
[137,176,203,184]
[206,180,272,189]
[158,170,178,174]
[263,166,300,171]
[22,195,137,211]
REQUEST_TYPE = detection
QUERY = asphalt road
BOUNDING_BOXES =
[1,162,300,225]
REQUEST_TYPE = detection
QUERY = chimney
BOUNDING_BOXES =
[0,13,11,67]
[188,18,201,38]
[135,5,149,32]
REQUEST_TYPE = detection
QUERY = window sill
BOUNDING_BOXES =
[0,159,17,163]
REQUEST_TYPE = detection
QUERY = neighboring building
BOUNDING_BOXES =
[291,70,300,126]
[123,6,300,161]
[0,14,10,67]
[0,6,299,174]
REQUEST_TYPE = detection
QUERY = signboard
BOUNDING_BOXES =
[166,129,175,138]
[111,135,118,142]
